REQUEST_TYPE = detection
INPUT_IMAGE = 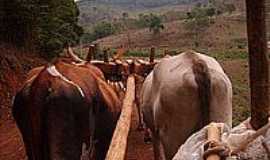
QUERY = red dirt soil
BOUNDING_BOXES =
[0,45,46,160]
[125,107,154,160]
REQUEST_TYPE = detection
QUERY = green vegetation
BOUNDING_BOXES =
[148,14,165,35]
[78,0,206,8]
[209,0,236,15]
[81,21,118,43]
[1,0,83,59]
[136,13,165,35]
[184,1,236,47]
[81,13,164,44]
[185,5,215,47]
[208,50,248,61]
[92,22,118,39]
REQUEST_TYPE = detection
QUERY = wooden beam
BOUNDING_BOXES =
[105,76,135,160]
[246,0,269,130]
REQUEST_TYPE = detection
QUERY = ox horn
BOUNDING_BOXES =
[67,46,85,63]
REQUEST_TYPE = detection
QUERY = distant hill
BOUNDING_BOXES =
[77,0,207,9]
[76,0,203,27]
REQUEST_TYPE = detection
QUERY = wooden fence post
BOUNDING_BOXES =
[164,49,169,56]
[103,49,109,63]
[105,76,135,160]
[93,43,99,60]
[149,47,155,63]
[246,0,269,130]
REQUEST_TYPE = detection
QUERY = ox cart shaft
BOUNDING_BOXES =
[105,76,135,160]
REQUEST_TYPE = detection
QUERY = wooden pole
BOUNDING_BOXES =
[103,49,109,63]
[93,43,99,60]
[105,76,135,160]
[149,47,155,63]
[246,0,269,130]
[86,45,95,61]
[164,49,169,56]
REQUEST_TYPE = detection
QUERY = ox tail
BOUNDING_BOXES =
[192,58,211,127]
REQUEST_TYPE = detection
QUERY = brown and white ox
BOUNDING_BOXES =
[12,59,122,160]
[140,51,232,160]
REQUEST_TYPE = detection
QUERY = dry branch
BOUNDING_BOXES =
[105,76,135,160]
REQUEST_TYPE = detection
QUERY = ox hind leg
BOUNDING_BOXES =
[46,94,88,160]
[12,92,34,160]
[152,130,166,160]
[135,100,144,131]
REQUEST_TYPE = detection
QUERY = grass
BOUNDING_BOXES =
[208,50,248,60]
[231,78,250,126]
[124,49,248,61]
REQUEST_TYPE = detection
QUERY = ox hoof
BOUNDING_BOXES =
[144,136,152,144]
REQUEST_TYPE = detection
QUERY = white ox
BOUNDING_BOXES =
[140,51,232,160]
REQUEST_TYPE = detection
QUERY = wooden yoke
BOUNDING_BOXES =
[105,76,135,160]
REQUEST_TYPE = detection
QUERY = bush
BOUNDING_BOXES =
[81,21,118,44]
[185,4,217,47]
[135,13,164,35]
[93,21,116,39]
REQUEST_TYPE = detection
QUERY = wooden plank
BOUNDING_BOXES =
[105,76,135,160]
[246,0,270,130]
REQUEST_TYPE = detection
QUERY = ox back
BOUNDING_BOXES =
[140,51,232,160]
[13,61,121,160]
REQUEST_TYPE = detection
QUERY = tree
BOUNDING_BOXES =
[1,0,39,49]
[122,12,131,48]
[184,4,214,47]
[0,0,83,59]
[146,14,164,35]
[93,21,116,39]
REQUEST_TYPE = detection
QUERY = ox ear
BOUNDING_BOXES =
[96,79,121,113]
